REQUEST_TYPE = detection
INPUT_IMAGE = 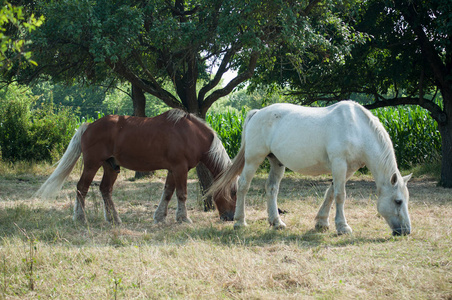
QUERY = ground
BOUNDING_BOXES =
[0,166,451,299]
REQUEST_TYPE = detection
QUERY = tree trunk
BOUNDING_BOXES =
[132,83,146,117]
[132,84,153,179]
[439,122,452,187]
[438,91,452,187]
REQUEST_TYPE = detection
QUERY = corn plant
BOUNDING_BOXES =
[373,106,441,169]
[206,108,246,159]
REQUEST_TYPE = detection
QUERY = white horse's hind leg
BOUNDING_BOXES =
[266,155,286,229]
[234,161,261,229]
[315,183,334,232]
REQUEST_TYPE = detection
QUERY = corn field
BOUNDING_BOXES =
[207,105,441,170]
[206,108,246,159]
[372,106,441,169]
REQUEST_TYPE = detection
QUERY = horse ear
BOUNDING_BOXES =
[390,173,398,186]
[403,173,412,183]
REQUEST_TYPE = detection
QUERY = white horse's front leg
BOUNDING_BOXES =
[331,164,352,235]
[266,155,286,229]
[335,199,352,235]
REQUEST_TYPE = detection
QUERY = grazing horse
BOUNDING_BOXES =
[36,109,237,224]
[208,101,412,236]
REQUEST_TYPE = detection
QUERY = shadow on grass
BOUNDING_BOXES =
[0,174,406,249]
[0,201,395,250]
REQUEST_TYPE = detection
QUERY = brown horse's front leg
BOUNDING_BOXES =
[154,172,175,224]
[174,170,192,224]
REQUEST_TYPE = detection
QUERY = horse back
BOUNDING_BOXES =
[245,101,375,174]
[80,112,214,172]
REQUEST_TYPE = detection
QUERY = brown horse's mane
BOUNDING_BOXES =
[166,108,231,172]
[166,109,189,124]
[166,109,212,132]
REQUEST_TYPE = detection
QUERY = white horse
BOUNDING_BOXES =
[209,101,412,236]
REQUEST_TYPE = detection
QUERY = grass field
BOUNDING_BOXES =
[0,164,451,299]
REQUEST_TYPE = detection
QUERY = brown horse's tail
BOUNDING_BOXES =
[206,109,259,202]
[35,123,90,199]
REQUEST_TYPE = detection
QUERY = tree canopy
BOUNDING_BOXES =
[254,0,452,187]
[0,2,43,71]
[8,0,363,116]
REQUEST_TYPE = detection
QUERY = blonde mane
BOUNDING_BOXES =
[166,109,231,171]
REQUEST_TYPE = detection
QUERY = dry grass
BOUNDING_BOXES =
[0,165,451,299]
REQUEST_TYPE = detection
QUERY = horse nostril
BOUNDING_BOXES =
[395,199,403,206]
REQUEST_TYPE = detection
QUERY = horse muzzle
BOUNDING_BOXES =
[220,211,235,221]
[392,226,411,236]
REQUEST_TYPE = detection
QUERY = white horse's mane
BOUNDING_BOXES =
[359,105,398,176]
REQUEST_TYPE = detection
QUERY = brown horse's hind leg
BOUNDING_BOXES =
[100,163,121,225]
[75,164,101,223]
[153,171,176,224]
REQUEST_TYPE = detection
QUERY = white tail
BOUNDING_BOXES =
[35,123,90,199]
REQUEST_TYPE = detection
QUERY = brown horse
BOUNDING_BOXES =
[36,109,237,224]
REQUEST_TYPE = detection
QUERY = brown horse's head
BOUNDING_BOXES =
[213,181,237,221]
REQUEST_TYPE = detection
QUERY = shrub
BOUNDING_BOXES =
[0,85,78,162]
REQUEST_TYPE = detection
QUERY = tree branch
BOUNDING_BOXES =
[106,58,184,110]
[198,46,237,104]
[201,51,259,115]
[364,96,446,125]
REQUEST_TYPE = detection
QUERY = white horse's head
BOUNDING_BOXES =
[377,173,412,235]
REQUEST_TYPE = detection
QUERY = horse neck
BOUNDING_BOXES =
[364,136,399,192]
[201,135,231,179]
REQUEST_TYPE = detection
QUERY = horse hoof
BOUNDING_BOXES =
[153,218,166,224]
[273,222,286,230]
[233,221,247,229]
[315,223,329,232]
[177,217,193,224]
[336,225,353,235]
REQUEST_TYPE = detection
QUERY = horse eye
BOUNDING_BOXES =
[395,199,403,206]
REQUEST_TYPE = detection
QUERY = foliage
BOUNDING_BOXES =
[8,0,365,116]
[253,0,452,187]
[0,84,78,162]
[0,2,44,71]
[31,81,109,118]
